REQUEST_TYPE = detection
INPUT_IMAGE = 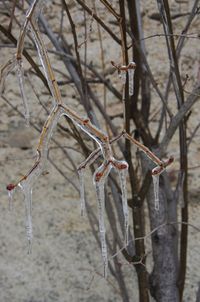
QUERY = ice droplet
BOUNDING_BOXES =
[128,68,135,96]
[94,179,108,278]
[152,174,160,211]
[118,167,129,245]
[19,182,33,254]
[78,169,85,216]
[16,59,30,125]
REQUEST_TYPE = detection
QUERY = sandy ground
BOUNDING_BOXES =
[0,0,200,301]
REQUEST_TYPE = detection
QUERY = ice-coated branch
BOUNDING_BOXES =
[16,0,40,60]
[124,132,174,175]
[77,131,124,172]
[78,168,86,216]
[3,0,174,278]
[29,20,62,104]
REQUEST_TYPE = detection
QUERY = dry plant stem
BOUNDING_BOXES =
[160,85,200,153]
[62,0,87,106]
[8,0,17,33]
[140,33,200,41]
[100,0,120,20]
[127,5,152,302]
[109,221,200,263]
[75,0,121,45]
[93,1,110,138]
[89,217,200,300]
[157,2,188,300]
[111,3,151,299]
[104,193,131,301]
[156,0,199,142]
[119,2,149,300]
[99,0,126,64]
[134,1,151,129]
[118,0,129,136]
[82,7,88,108]
[100,0,128,126]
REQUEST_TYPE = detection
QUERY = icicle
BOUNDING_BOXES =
[29,25,56,105]
[19,182,33,254]
[152,174,160,211]
[94,179,108,278]
[128,68,135,96]
[8,189,14,211]
[118,167,129,246]
[16,59,30,125]
[119,70,127,85]
[78,169,86,216]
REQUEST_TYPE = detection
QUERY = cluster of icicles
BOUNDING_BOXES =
[2,0,171,279]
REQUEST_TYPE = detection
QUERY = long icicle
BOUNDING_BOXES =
[118,167,129,245]
[94,179,108,278]
[128,68,135,96]
[7,184,15,211]
[152,174,160,211]
[19,183,33,254]
[16,59,30,125]
[78,168,86,216]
